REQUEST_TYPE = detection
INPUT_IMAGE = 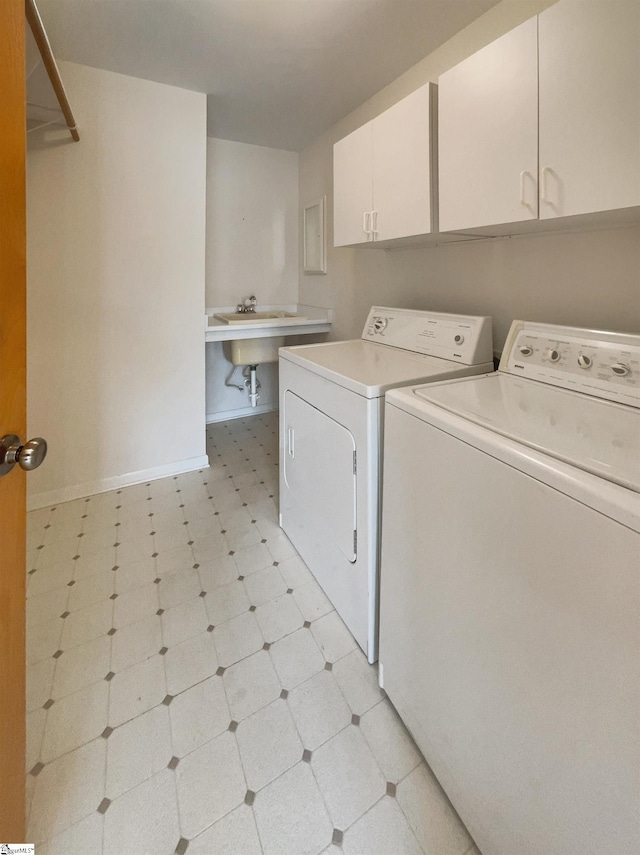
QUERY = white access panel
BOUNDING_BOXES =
[283,391,357,563]
[379,404,640,855]
[438,16,538,231]
[538,0,640,219]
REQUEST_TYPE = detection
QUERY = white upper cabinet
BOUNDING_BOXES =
[438,18,539,233]
[439,0,640,233]
[538,0,640,219]
[334,83,435,247]
[333,122,373,247]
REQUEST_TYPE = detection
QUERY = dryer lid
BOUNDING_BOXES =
[280,339,493,398]
[412,373,640,492]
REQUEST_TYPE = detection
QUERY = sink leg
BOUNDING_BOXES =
[249,364,259,408]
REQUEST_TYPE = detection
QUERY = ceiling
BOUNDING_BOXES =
[36,0,498,151]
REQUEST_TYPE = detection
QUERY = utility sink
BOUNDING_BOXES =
[228,337,284,365]
[214,311,305,324]
[213,311,307,365]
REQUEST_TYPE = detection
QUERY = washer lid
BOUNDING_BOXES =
[279,339,493,398]
[412,373,640,492]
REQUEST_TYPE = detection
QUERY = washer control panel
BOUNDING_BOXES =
[362,306,493,366]
[502,321,640,408]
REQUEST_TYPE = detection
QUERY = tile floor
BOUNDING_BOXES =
[25,412,478,855]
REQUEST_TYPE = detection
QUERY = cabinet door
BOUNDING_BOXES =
[372,83,432,241]
[438,18,538,232]
[539,0,640,219]
[333,121,373,247]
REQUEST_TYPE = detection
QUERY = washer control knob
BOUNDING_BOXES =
[612,362,631,377]
[373,317,388,334]
[518,345,533,357]
[454,334,464,345]
[547,348,560,362]
[577,354,592,369]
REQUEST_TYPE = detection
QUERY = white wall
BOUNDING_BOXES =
[205,138,299,421]
[298,0,640,350]
[27,62,208,508]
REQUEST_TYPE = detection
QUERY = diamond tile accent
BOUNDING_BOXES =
[152,552,159,558]
[272,561,279,567]
[193,564,200,570]
[199,591,206,598]
[207,625,215,633]
[67,580,76,587]
[154,578,161,584]
[53,649,63,659]
[237,575,244,581]
[29,762,44,777]
[43,699,54,710]
[111,566,119,572]
[101,726,113,739]
[216,666,225,676]
[386,781,397,797]
[332,828,344,845]
[108,628,117,636]
[110,593,118,600]
[249,605,256,612]
[324,662,333,672]
[262,642,271,650]
[303,621,311,629]
[159,647,168,655]
[156,609,165,616]
[60,611,70,619]
[163,695,174,706]
[168,756,180,770]
[286,588,293,594]
[279,689,288,700]
[351,714,361,726]
[175,837,189,855]
[228,720,238,733]
[302,749,312,763]
[105,671,115,682]
[244,790,256,806]
[261,539,267,544]
[97,797,111,814]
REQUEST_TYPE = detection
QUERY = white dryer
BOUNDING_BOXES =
[379,320,640,855]
[279,306,493,662]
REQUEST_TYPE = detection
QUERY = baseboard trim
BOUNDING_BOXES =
[27,454,211,511]
[206,403,278,424]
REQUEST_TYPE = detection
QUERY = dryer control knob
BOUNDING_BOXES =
[612,362,631,377]
[373,317,388,334]
[518,345,533,357]
[547,348,560,362]
[577,354,592,369]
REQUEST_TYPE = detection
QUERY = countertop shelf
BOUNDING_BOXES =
[205,304,332,343]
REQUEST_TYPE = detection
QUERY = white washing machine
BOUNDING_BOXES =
[379,320,640,855]
[279,306,493,663]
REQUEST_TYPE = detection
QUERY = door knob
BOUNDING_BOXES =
[0,434,48,476]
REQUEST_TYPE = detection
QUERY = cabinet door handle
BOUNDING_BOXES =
[519,171,527,205]
[541,166,552,206]
[287,426,294,458]
[371,210,378,236]
[363,211,371,237]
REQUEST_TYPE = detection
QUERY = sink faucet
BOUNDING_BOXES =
[236,295,257,314]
